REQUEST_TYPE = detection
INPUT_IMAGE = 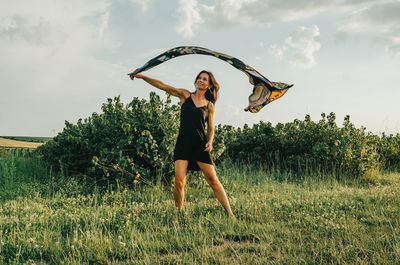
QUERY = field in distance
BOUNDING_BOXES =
[0,136,52,143]
[0,137,45,149]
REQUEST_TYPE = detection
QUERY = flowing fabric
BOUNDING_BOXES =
[130,46,293,113]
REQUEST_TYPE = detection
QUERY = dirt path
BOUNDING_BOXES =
[0,137,44,149]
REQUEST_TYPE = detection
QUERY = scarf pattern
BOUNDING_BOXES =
[130,46,293,113]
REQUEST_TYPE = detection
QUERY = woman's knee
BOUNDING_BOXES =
[174,160,188,190]
[175,175,186,190]
[205,175,220,188]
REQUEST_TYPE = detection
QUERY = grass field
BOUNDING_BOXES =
[0,137,44,149]
[0,136,52,143]
[1,149,399,264]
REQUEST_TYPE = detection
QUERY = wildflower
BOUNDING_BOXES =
[135,173,140,179]
[134,179,139,184]
[113,164,119,169]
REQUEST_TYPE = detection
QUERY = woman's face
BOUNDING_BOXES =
[195,72,210,91]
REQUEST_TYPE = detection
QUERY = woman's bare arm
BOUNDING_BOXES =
[205,102,215,152]
[129,72,189,103]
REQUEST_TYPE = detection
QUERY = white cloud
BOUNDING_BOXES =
[337,1,400,55]
[175,0,393,43]
[269,25,321,68]
[269,43,287,60]
[215,103,261,127]
[175,0,333,37]
[175,0,204,38]
[0,0,121,94]
[139,48,168,58]
[0,0,153,89]
[0,15,63,46]
[98,12,110,38]
[127,0,151,12]
[0,0,156,135]
[342,0,381,6]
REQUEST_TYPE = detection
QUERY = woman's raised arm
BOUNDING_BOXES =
[129,72,189,102]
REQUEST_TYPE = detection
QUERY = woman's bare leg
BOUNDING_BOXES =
[197,161,235,218]
[174,160,189,211]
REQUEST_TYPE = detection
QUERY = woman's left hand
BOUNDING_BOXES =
[204,142,213,152]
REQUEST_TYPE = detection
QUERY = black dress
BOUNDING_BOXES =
[174,94,213,171]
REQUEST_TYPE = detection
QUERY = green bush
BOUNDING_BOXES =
[37,91,400,186]
[37,93,228,188]
[37,93,180,187]
[376,133,400,171]
[218,113,385,177]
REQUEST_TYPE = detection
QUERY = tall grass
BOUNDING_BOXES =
[1,149,399,264]
[0,149,87,201]
[216,157,361,186]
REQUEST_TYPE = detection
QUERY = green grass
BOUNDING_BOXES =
[1,150,399,264]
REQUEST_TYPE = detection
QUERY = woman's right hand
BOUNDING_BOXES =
[128,69,142,79]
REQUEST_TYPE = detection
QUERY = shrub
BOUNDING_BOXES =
[376,133,400,171]
[37,92,228,188]
[37,91,400,186]
[37,93,180,187]
[217,113,383,177]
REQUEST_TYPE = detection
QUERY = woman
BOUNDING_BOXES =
[129,70,235,218]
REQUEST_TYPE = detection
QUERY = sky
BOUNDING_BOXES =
[1,0,399,137]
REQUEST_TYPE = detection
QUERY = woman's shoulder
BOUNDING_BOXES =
[179,89,191,98]
[178,89,191,104]
[182,88,192,98]
[207,101,214,112]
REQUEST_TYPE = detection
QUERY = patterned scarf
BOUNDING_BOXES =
[130,46,293,113]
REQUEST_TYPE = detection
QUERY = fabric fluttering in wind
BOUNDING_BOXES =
[129,46,293,113]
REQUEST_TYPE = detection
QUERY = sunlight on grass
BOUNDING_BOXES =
[1,150,400,264]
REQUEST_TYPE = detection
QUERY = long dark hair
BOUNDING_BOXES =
[194,70,219,104]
